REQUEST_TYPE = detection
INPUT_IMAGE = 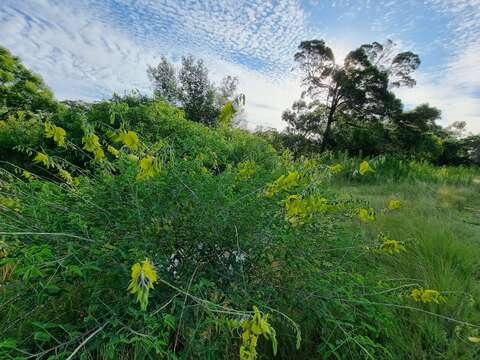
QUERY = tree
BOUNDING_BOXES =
[147,56,243,126]
[285,39,419,152]
[147,57,178,103]
[389,104,444,159]
[0,46,57,120]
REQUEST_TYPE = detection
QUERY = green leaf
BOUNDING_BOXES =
[34,331,51,342]
[0,338,17,349]
[163,314,176,330]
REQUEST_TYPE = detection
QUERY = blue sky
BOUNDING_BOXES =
[1,0,479,132]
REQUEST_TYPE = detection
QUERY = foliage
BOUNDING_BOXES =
[0,46,57,120]
[1,44,480,360]
[147,56,244,126]
[285,39,416,152]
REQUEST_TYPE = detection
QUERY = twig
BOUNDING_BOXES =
[66,322,108,360]
[174,267,198,352]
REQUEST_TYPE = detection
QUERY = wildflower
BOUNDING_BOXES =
[410,288,446,304]
[58,169,74,185]
[44,122,67,147]
[359,160,374,175]
[358,208,375,222]
[283,195,308,225]
[33,152,50,168]
[329,163,344,174]
[0,197,21,213]
[388,198,401,210]
[82,134,105,161]
[378,234,406,255]
[265,171,300,197]
[239,306,277,360]
[127,154,139,162]
[137,155,161,180]
[120,130,141,151]
[22,170,34,181]
[128,259,158,311]
[107,145,119,158]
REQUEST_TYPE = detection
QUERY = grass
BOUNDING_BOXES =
[332,179,480,358]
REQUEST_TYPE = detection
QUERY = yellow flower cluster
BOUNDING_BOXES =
[265,171,300,197]
[127,259,158,311]
[388,198,402,210]
[410,288,446,304]
[82,133,105,161]
[0,197,21,213]
[283,195,331,226]
[58,169,74,185]
[33,152,50,168]
[22,170,34,181]
[107,145,120,158]
[119,130,141,151]
[137,155,161,180]
[236,160,258,181]
[359,160,374,175]
[44,122,67,147]
[239,306,277,360]
[377,234,406,255]
[328,163,344,174]
[358,208,376,222]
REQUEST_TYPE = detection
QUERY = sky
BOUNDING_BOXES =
[1,0,479,132]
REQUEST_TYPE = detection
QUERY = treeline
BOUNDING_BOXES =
[1,40,479,171]
[256,40,479,166]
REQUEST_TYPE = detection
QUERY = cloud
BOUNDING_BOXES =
[0,0,479,133]
[0,0,306,128]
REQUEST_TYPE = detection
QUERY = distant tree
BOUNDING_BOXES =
[285,39,420,152]
[0,46,57,120]
[147,57,178,103]
[147,56,244,126]
[390,104,444,159]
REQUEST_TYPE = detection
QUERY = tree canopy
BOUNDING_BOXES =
[0,46,57,120]
[147,56,243,126]
[285,39,420,152]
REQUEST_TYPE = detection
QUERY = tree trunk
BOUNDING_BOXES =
[320,101,336,153]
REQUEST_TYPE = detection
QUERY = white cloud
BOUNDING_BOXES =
[0,0,479,133]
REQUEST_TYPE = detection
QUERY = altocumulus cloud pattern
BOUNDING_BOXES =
[0,0,479,130]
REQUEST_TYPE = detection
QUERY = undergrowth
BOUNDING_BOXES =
[1,100,480,359]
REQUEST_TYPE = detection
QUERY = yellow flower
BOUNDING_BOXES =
[328,163,344,174]
[82,134,105,161]
[44,122,67,147]
[239,306,277,360]
[121,130,141,151]
[359,161,374,175]
[265,171,300,197]
[410,288,446,304]
[137,155,161,180]
[22,170,34,181]
[358,208,375,222]
[378,234,406,255]
[388,198,401,210]
[107,145,119,158]
[33,152,50,168]
[58,169,74,185]
[127,259,158,311]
